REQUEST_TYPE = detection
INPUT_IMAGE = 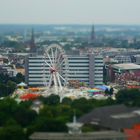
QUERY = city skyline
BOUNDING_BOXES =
[0,0,140,25]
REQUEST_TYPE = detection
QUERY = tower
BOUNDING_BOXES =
[66,115,83,134]
[30,28,36,54]
[90,24,96,43]
[24,29,27,42]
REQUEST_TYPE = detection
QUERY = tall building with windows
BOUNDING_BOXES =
[25,54,103,88]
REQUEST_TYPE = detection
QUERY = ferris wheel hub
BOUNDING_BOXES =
[50,68,56,73]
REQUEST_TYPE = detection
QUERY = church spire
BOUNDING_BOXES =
[31,28,35,42]
[30,28,36,53]
[90,24,96,43]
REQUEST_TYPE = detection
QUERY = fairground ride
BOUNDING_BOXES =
[43,44,69,94]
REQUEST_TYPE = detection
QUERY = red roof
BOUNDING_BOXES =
[124,124,140,140]
[20,93,40,101]
[134,124,140,130]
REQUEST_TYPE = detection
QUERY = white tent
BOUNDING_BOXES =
[17,82,27,87]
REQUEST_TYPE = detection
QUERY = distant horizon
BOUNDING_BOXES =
[0,23,140,26]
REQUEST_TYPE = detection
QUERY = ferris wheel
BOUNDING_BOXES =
[44,44,69,92]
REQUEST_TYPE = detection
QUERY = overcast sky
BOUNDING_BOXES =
[0,0,140,25]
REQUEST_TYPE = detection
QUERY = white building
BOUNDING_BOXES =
[25,54,103,88]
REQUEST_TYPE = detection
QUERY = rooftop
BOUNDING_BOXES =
[30,131,126,140]
[79,105,140,130]
[112,63,140,70]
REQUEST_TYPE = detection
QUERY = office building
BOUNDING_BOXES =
[25,54,103,88]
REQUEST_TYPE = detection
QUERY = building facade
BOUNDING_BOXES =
[105,63,140,82]
[25,54,103,88]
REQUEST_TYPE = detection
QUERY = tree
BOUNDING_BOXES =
[0,74,9,84]
[15,73,25,84]
[0,124,25,140]
[116,89,140,105]
[0,77,16,97]
[14,108,37,127]
[62,97,72,105]
[0,98,18,125]
[0,83,7,97]
[39,106,53,118]
[71,98,94,115]
[27,116,67,136]
[27,117,67,135]
[42,95,60,105]
[7,80,16,95]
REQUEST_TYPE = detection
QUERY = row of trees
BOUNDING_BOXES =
[0,95,116,140]
[116,88,140,106]
[0,88,140,139]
